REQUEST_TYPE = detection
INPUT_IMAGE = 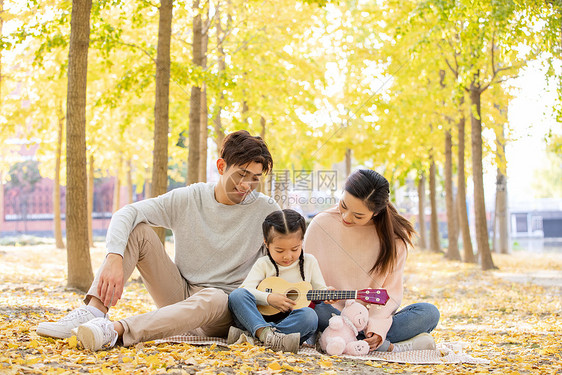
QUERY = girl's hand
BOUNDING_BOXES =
[324,286,337,304]
[363,332,382,351]
[267,293,296,312]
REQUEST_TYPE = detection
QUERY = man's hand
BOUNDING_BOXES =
[97,253,124,308]
[266,293,296,313]
[363,332,383,351]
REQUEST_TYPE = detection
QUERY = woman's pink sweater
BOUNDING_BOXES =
[303,206,407,345]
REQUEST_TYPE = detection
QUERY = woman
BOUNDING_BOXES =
[304,169,440,352]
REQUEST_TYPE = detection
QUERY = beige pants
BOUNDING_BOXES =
[86,223,232,347]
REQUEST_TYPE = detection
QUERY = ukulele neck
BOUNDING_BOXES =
[306,290,357,301]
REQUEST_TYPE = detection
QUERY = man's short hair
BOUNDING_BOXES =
[220,130,273,174]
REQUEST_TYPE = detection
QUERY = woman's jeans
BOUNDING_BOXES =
[314,302,440,352]
[228,288,318,344]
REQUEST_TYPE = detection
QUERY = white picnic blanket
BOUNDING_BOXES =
[157,335,490,365]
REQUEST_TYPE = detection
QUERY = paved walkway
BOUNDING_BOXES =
[493,270,562,287]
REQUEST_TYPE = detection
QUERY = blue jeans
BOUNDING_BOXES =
[314,302,440,352]
[228,288,318,344]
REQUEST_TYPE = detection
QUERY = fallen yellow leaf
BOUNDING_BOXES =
[68,335,78,349]
[268,361,282,371]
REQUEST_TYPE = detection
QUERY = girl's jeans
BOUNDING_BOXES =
[314,302,440,352]
[228,288,318,344]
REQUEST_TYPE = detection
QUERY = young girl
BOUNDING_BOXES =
[227,209,328,353]
[304,169,440,353]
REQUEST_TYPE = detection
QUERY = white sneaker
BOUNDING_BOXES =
[37,307,97,339]
[393,333,436,352]
[76,317,118,351]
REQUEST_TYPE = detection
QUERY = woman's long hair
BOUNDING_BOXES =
[344,169,415,276]
[262,209,306,280]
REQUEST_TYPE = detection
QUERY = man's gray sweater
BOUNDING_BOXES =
[105,182,279,293]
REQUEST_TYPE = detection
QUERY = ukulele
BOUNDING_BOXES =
[256,277,389,316]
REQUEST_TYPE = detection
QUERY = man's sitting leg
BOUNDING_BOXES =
[117,287,231,348]
[37,223,187,339]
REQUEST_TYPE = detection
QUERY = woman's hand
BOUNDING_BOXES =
[324,286,337,304]
[363,332,383,351]
[267,293,296,312]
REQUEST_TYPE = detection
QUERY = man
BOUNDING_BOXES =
[37,130,280,351]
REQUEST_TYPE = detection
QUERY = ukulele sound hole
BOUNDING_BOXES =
[286,289,299,301]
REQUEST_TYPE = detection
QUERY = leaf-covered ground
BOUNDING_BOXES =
[0,243,560,374]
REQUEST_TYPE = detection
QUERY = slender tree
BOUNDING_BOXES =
[87,154,94,248]
[66,0,94,291]
[494,104,509,254]
[429,155,441,252]
[199,6,209,182]
[188,0,203,185]
[438,69,460,260]
[345,148,352,177]
[54,102,65,249]
[444,126,460,259]
[456,96,475,262]
[212,0,227,150]
[468,72,495,269]
[152,0,173,242]
[126,159,134,204]
[417,172,428,249]
[112,157,122,213]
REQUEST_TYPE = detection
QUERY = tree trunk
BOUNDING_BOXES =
[54,103,65,249]
[258,116,267,194]
[198,9,209,182]
[188,0,202,185]
[491,178,498,253]
[112,172,121,212]
[199,83,208,181]
[496,171,509,254]
[345,148,352,178]
[126,158,133,204]
[152,0,173,242]
[144,179,151,200]
[429,156,441,252]
[417,172,427,250]
[444,129,460,260]
[469,77,496,270]
[87,154,94,248]
[260,116,266,141]
[65,0,94,292]
[457,96,475,263]
[213,1,227,150]
[495,120,509,254]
